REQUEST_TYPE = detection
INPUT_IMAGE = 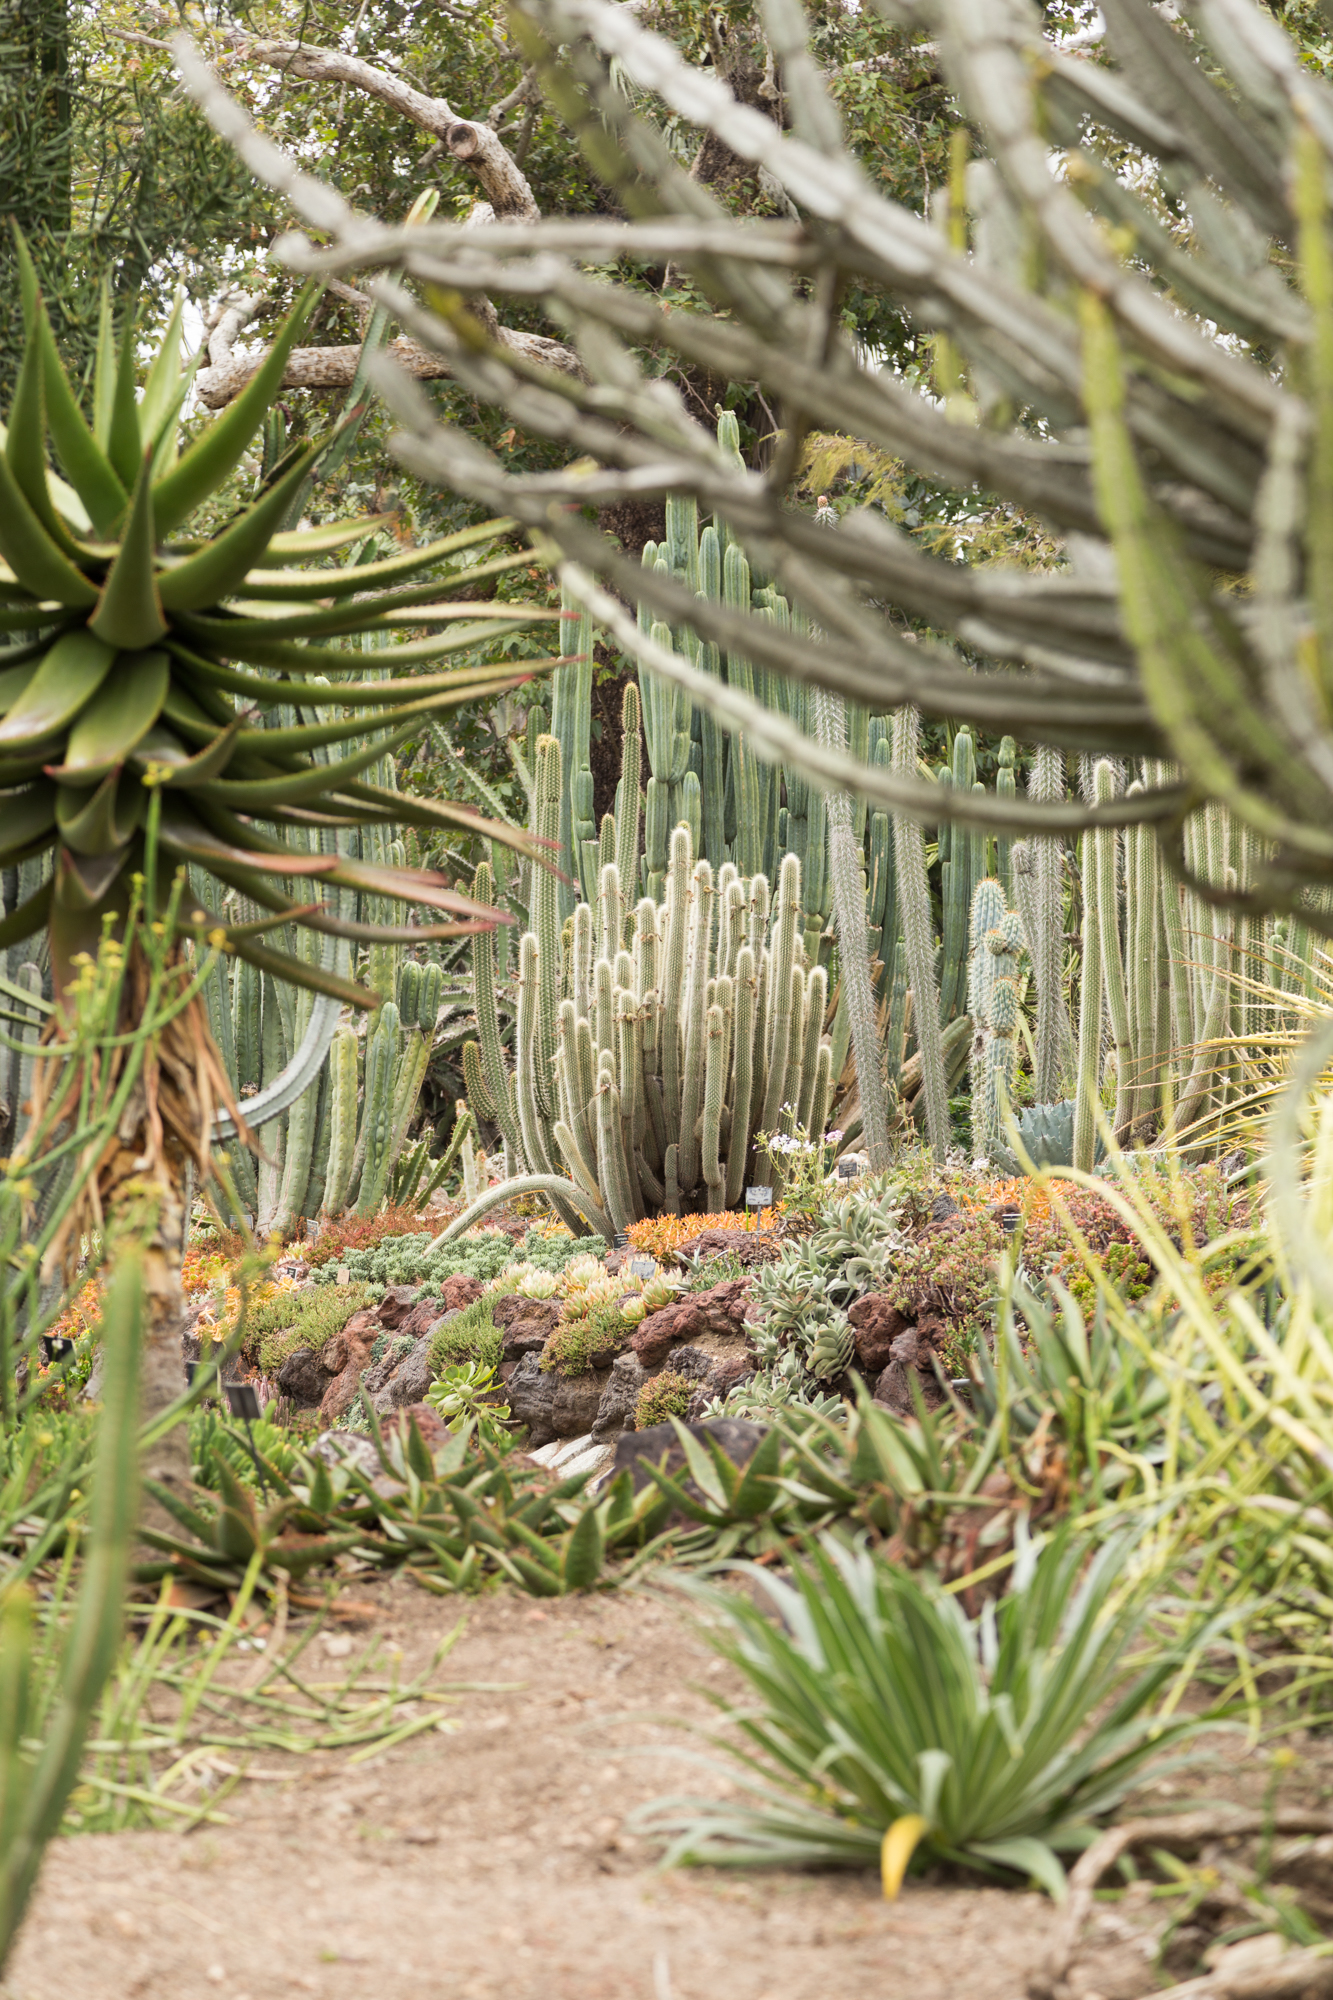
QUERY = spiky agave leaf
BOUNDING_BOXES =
[0,238,563,1002]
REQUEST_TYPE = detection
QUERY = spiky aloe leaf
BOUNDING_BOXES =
[55,650,170,782]
[88,457,167,650]
[0,782,56,867]
[0,274,556,1027]
[150,281,322,535]
[0,450,97,606]
[156,435,328,612]
[0,631,115,750]
[106,303,143,491]
[55,768,145,854]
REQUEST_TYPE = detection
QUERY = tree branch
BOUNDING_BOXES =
[173,35,583,403]
[217,32,540,219]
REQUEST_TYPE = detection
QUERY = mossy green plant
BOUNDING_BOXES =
[541,1303,627,1376]
[428,1297,501,1376]
[635,1370,695,1428]
[240,1285,374,1376]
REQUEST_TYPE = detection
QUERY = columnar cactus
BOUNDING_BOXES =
[892,707,950,1162]
[460,740,837,1223]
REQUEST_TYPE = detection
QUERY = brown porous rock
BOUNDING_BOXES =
[491,1294,561,1359]
[627,1280,753,1368]
[847,1294,912,1376]
[440,1273,485,1312]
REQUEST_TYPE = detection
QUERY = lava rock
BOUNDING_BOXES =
[665,1345,715,1383]
[373,1337,435,1414]
[440,1273,485,1312]
[874,1320,947,1416]
[847,1293,911,1375]
[552,1369,607,1440]
[318,1316,377,1425]
[492,1294,561,1359]
[684,1352,754,1422]
[277,1345,331,1409]
[506,1351,559,1448]
[592,1352,648,1441]
[612,1416,768,1496]
[396,1297,443,1338]
[627,1279,754,1367]
[376,1284,422,1330]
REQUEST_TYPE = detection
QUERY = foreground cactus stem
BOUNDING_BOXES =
[0,243,553,1006]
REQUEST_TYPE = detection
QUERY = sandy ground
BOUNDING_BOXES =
[1,1579,1324,2000]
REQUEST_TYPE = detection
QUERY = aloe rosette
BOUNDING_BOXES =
[0,240,557,1003]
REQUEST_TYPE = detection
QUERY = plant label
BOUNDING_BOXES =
[746,1186,773,1208]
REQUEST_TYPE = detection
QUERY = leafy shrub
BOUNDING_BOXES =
[637,1529,1219,1896]
[429,1297,501,1375]
[635,1371,695,1429]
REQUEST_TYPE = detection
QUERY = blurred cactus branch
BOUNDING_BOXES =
[179,0,1333,897]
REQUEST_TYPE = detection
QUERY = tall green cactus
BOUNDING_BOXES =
[892,707,949,1161]
[967,886,1025,1163]
[462,762,835,1223]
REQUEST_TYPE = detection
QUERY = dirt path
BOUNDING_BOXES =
[7,1579,1328,2000]
[0,1581,1069,2000]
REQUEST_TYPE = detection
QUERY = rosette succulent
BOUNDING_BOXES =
[0,241,554,999]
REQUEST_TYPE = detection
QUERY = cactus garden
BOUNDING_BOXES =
[13,0,1333,1989]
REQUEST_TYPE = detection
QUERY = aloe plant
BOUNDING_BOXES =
[0,240,551,1005]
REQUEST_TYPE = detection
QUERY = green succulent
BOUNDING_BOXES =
[993,1101,1106,1177]
[0,240,556,1000]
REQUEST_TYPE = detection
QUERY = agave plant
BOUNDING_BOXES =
[0,237,553,999]
[637,1528,1221,1898]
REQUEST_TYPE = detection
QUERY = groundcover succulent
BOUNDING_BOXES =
[0,238,552,1002]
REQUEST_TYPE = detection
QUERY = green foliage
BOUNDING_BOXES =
[428,1299,501,1376]
[0,266,544,1003]
[426,1361,511,1447]
[0,1246,141,1971]
[635,1371,695,1429]
[635,1530,1221,1897]
[541,1300,627,1376]
[239,1285,373,1376]
[315,1230,514,1292]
